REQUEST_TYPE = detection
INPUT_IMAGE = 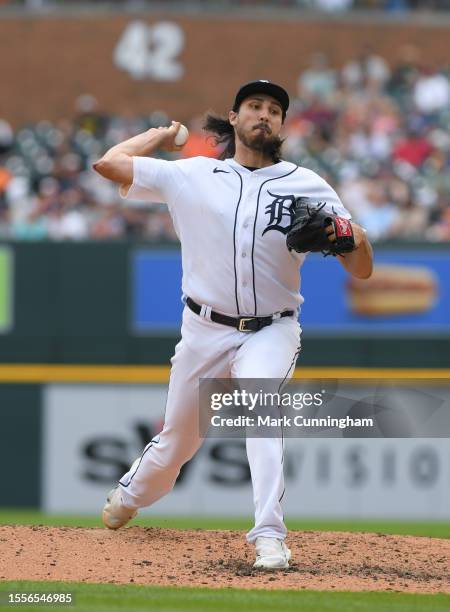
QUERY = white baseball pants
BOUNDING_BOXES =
[119,305,301,542]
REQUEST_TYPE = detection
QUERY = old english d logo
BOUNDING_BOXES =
[262,192,296,236]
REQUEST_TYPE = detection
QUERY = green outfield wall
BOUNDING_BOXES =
[0,385,41,507]
[0,240,448,367]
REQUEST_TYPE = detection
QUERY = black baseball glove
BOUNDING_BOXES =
[286,197,356,256]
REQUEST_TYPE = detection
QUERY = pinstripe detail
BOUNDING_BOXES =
[231,168,243,315]
[119,437,161,488]
[278,343,301,394]
[251,165,299,315]
[278,342,301,487]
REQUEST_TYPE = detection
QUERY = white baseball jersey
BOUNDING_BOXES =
[123,156,351,315]
[117,153,351,546]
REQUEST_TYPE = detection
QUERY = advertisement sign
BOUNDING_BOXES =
[301,251,450,334]
[43,384,450,519]
[42,384,253,515]
[131,249,450,336]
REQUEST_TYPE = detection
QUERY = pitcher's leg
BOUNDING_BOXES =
[231,318,301,543]
[119,392,203,509]
[245,436,287,543]
[119,323,232,509]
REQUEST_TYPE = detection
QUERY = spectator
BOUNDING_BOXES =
[74,94,109,139]
[297,53,337,103]
[1,47,449,244]
[0,120,14,155]
[388,45,421,107]
[91,205,125,240]
[388,180,428,239]
[57,188,90,240]
[355,182,400,241]
[413,67,450,114]
[393,124,433,168]
[384,0,410,11]
[428,192,450,240]
[341,46,391,93]
[312,0,353,11]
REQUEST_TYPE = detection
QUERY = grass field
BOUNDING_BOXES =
[2,511,450,611]
[1,582,450,612]
[1,509,450,539]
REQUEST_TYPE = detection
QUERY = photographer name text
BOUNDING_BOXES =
[210,415,374,429]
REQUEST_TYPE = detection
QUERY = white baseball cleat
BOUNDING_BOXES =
[253,536,291,569]
[102,486,137,530]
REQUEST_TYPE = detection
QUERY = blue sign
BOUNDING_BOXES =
[131,250,183,333]
[131,249,450,335]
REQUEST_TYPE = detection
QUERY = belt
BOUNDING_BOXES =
[186,297,294,333]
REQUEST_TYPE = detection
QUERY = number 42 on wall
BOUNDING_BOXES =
[113,20,185,81]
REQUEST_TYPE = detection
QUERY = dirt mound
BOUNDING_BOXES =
[1,525,449,592]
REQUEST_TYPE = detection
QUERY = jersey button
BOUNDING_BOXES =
[242,252,246,258]
[243,222,249,229]
[243,281,248,287]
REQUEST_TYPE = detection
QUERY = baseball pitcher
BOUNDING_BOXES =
[93,80,373,569]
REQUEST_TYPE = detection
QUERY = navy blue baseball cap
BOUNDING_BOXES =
[232,80,290,120]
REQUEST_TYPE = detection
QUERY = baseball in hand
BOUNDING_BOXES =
[174,124,189,146]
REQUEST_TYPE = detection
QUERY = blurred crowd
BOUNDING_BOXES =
[0,45,449,243]
[4,0,450,12]
[285,46,450,242]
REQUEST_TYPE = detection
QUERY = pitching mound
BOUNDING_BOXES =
[1,525,449,593]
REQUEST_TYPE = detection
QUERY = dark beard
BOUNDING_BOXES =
[236,124,282,160]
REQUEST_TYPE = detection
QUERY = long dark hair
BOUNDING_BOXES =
[202,113,283,163]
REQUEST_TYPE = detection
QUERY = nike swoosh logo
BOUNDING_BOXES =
[213,167,230,174]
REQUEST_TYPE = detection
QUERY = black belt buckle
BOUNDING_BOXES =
[238,317,255,332]
[238,316,272,333]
